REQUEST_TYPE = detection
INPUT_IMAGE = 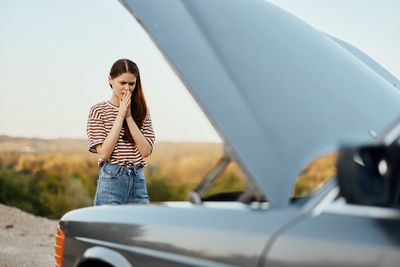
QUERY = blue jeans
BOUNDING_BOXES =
[94,161,150,205]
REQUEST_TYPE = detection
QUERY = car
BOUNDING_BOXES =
[54,0,400,266]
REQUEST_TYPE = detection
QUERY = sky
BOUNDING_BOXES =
[0,0,399,142]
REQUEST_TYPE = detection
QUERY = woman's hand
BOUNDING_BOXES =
[117,91,132,119]
[126,94,133,119]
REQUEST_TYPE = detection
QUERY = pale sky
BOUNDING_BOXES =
[0,1,399,142]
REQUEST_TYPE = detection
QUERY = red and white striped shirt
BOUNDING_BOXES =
[87,101,155,167]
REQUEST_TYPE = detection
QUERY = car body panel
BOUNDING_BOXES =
[265,203,400,267]
[61,203,304,267]
[120,0,400,206]
[325,34,400,88]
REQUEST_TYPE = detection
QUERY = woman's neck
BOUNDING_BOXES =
[108,96,119,107]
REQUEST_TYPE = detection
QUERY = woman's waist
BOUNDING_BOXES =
[98,157,146,168]
[99,160,144,176]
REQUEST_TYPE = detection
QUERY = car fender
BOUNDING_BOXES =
[77,246,132,267]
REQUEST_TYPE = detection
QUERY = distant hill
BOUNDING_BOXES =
[0,135,223,154]
[0,135,87,152]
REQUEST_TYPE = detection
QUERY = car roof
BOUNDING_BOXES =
[120,0,400,207]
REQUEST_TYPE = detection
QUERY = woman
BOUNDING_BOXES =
[87,59,155,205]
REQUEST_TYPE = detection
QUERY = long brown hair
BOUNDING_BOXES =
[109,59,148,143]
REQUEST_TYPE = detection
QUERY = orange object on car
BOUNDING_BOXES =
[54,225,65,267]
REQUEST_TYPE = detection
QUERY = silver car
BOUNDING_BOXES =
[55,1,400,266]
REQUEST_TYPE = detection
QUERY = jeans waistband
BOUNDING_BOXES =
[100,161,143,175]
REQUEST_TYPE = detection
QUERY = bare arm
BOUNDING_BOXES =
[125,116,153,157]
[95,116,124,160]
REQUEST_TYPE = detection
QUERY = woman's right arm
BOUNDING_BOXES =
[95,116,124,160]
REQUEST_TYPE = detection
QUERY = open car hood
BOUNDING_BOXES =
[120,0,400,206]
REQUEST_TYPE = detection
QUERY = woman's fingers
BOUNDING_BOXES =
[126,91,132,100]
[122,91,131,102]
[117,91,131,118]
[120,92,127,104]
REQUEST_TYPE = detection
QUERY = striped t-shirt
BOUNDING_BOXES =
[87,101,155,167]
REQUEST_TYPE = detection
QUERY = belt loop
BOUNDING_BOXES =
[116,164,123,176]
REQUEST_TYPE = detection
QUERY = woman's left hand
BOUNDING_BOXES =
[126,93,133,119]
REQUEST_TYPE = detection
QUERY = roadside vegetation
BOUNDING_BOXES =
[0,137,335,219]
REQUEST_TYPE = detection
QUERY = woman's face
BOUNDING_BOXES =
[109,72,137,100]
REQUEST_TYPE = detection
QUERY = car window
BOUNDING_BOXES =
[292,152,337,199]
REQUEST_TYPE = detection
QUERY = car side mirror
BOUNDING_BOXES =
[336,144,400,207]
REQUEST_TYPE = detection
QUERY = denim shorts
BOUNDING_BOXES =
[94,161,150,205]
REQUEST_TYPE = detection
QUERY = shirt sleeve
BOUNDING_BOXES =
[141,111,156,150]
[87,105,106,153]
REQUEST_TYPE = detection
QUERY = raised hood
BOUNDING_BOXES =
[120,0,400,206]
